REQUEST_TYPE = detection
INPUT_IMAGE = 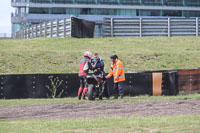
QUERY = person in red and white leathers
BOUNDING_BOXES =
[77,51,93,100]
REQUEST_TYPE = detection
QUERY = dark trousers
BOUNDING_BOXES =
[79,76,88,88]
[78,76,88,99]
[113,82,124,95]
[101,80,110,98]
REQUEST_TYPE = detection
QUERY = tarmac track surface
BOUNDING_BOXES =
[0,99,200,120]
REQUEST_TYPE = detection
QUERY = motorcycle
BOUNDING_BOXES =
[86,69,106,100]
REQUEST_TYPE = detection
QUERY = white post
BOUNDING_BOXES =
[139,18,142,37]
[56,19,59,37]
[196,18,199,37]
[111,18,114,37]
[19,31,21,39]
[70,17,72,37]
[35,25,38,38]
[32,26,34,38]
[45,21,47,37]
[25,27,28,39]
[40,23,42,37]
[51,21,53,37]
[28,26,31,39]
[183,0,185,6]
[24,29,26,39]
[22,29,24,39]
[64,18,66,37]
[168,18,171,37]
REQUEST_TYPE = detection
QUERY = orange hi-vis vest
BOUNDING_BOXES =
[106,59,125,83]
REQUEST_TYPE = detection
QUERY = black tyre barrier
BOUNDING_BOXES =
[0,74,79,99]
[162,71,178,95]
[0,71,179,99]
[125,73,153,96]
[139,71,178,96]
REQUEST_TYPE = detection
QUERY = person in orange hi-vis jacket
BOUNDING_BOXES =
[105,55,125,99]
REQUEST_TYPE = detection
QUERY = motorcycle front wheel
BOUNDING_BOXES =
[87,84,95,100]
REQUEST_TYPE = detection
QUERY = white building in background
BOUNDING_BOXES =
[11,0,200,37]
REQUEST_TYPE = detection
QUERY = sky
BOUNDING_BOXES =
[0,0,15,34]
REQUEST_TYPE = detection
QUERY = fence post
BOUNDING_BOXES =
[26,27,28,39]
[21,29,24,39]
[168,18,171,37]
[196,18,199,37]
[45,21,47,37]
[20,30,22,39]
[70,17,72,37]
[111,18,114,37]
[57,20,59,37]
[24,29,26,39]
[139,18,142,37]
[32,26,34,38]
[51,21,53,37]
[40,23,42,37]
[22,29,24,39]
[183,0,185,6]
[24,29,25,39]
[28,26,30,39]
[63,18,66,37]
[25,27,28,39]
[19,31,21,39]
[35,25,38,38]
[18,31,20,39]
[19,30,21,39]
[23,29,25,39]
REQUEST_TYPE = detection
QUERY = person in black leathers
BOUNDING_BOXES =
[91,53,110,99]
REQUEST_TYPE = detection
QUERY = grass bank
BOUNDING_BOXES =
[0,37,200,74]
[0,115,200,133]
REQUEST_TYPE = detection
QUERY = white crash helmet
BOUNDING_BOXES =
[84,51,92,59]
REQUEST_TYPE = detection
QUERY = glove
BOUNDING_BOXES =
[104,75,108,79]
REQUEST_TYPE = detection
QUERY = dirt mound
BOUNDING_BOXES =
[0,99,200,120]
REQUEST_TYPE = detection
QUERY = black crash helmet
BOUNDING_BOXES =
[110,54,118,60]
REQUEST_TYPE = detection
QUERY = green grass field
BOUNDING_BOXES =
[0,94,199,106]
[0,95,200,133]
[0,37,200,132]
[1,115,200,133]
[0,37,200,74]
[0,94,200,133]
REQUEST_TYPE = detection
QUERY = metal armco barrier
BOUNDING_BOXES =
[103,17,200,37]
[0,70,180,99]
[15,17,95,39]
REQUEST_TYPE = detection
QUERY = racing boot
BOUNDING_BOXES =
[77,87,83,100]
[106,97,110,100]
[113,94,118,99]
[81,96,86,100]
[99,94,103,100]
[98,90,103,100]
[81,87,88,100]
[120,93,124,99]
